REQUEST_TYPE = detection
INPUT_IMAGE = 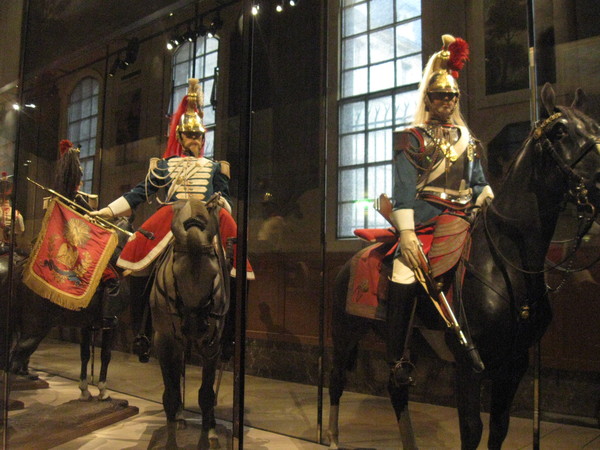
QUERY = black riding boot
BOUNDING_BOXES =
[386,282,419,387]
[129,275,152,363]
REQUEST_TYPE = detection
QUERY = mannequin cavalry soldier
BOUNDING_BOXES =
[91,78,236,361]
[387,35,493,385]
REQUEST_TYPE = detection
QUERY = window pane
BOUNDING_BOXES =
[205,37,219,53]
[396,20,422,57]
[367,202,389,228]
[342,35,368,70]
[205,52,218,74]
[174,42,192,64]
[338,201,367,237]
[367,96,393,129]
[68,102,81,122]
[340,101,365,133]
[369,61,395,91]
[396,54,422,86]
[367,129,392,163]
[79,118,91,140]
[81,78,92,99]
[396,0,421,21]
[195,56,206,78]
[68,121,80,141]
[339,133,365,166]
[369,28,394,64]
[81,98,92,118]
[342,3,367,37]
[369,0,393,29]
[174,63,189,85]
[339,167,365,202]
[204,129,214,158]
[204,104,215,126]
[367,164,392,200]
[342,67,369,97]
[395,90,418,125]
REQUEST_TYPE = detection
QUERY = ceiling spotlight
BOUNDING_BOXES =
[289,0,296,5]
[124,38,139,66]
[24,103,36,108]
[251,4,260,15]
[208,13,223,38]
[183,28,197,42]
[12,103,20,111]
[108,56,123,77]
[276,1,283,12]
[167,33,181,51]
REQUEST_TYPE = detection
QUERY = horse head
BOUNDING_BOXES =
[170,199,229,339]
[537,83,600,215]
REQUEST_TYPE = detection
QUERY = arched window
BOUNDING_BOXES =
[171,34,219,158]
[67,77,100,193]
[337,0,422,237]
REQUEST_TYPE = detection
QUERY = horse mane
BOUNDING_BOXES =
[54,147,82,199]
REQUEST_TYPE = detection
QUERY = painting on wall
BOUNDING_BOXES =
[484,0,529,95]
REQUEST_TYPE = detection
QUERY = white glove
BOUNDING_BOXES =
[475,185,494,207]
[399,229,421,269]
[88,207,114,219]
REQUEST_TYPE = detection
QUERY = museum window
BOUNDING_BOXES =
[171,34,219,158]
[67,77,99,194]
[337,0,422,238]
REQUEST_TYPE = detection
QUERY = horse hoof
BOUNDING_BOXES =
[79,391,93,401]
[98,393,111,401]
[326,430,339,449]
[209,437,220,449]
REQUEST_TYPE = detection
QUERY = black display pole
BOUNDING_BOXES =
[525,1,541,449]
[232,0,254,448]
[2,1,30,447]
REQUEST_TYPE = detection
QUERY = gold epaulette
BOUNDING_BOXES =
[219,160,231,179]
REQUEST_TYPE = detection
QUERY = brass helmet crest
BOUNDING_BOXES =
[426,34,469,96]
[176,78,206,143]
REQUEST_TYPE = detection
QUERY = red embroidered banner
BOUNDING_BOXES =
[23,199,118,310]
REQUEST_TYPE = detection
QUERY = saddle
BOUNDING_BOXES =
[346,212,470,321]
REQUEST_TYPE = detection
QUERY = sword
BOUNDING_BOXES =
[374,193,485,372]
[27,177,134,237]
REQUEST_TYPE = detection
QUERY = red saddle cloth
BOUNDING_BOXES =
[117,205,254,278]
[347,213,469,320]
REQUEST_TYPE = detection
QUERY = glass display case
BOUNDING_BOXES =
[1,0,600,448]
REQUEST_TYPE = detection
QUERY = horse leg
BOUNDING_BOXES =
[327,313,368,449]
[96,317,117,400]
[488,353,528,450]
[198,346,220,449]
[10,328,50,378]
[154,330,185,449]
[455,359,483,450]
[79,327,93,401]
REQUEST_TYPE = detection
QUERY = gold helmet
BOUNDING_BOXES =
[425,34,469,96]
[176,78,206,144]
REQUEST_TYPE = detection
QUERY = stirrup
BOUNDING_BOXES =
[391,358,416,387]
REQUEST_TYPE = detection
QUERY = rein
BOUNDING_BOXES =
[482,111,600,277]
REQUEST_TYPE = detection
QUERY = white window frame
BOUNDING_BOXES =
[337,0,422,238]
[171,35,220,158]
[67,76,100,194]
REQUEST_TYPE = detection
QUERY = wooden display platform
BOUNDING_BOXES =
[6,398,138,449]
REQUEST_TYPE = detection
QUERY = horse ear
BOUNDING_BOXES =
[540,82,555,116]
[571,88,587,112]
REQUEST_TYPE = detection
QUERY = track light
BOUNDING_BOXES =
[12,104,20,111]
[108,55,127,77]
[251,3,260,15]
[182,27,197,42]
[208,13,223,38]
[123,38,139,66]
[276,0,284,12]
[289,0,296,5]
[167,33,181,51]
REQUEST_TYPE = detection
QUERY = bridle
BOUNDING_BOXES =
[483,109,600,278]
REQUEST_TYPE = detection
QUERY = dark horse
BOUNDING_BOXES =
[1,145,131,400]
[150,198,230,449]
[328,84,600,449]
